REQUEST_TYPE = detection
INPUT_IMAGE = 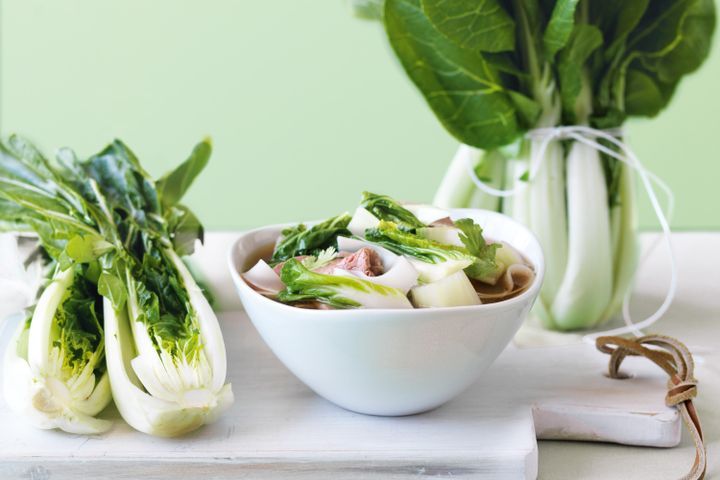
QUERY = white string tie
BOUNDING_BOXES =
[463,125,676,343]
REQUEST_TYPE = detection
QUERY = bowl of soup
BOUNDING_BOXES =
[228,204,544,416]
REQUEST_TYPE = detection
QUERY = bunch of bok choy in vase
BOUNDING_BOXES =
[0,136,232,436]
[355,0,716,330]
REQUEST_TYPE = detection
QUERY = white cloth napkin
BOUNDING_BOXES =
[0,234,42,322]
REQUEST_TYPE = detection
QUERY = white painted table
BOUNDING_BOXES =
[0,233,717,479]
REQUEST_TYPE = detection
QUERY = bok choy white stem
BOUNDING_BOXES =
[278,258,413,309]
[104,253,232,437]
[433,145,483,209]
[528,137,567,311]
[410,271,480,308]
[4,265,112,434]
[549,139,612,329]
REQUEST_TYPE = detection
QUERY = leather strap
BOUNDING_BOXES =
[596,335,705,480]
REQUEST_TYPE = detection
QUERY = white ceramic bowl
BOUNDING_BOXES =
[228,209,544,416]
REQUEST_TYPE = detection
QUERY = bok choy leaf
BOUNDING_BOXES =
[365,220,500,283]
[454,218,501,283]
[360,191,425,230]
[278,259,412,309]
[271,214,352,264]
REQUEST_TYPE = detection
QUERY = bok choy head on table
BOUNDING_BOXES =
[0,136,232,437]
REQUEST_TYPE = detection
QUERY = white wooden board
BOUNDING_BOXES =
[0,233,680,479]
[0,311,677,480]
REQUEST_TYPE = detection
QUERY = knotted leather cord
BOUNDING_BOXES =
[596,335,705,480]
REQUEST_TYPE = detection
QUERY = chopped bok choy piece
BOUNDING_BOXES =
[419,226,523,285]
[347,207,380,237]
[365,221,474,283]
[366,220,500,284]
[402,204,451,226]
[454,218,501,284]
[410,271,481,308]
[337,236,397,267]
[334,237,420,293]
[278,259,412,309]
[271,214,352,264]
[243,260,285,296]
[417,226,463,247]
[360,191,425,230]
[335,256,419,295]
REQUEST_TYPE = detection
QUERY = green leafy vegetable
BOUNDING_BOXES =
[271,213,352,263]
[300,247,339,271]
[97,271,126,309]
[52,267,105,378]
[556,24,603,121]
[278,259,411,309]
[0,135,232,436]
[421,0,516,53]
[2,262,112,434]
[263,192,524,307]
[365,220,501,282]
[384,0,715,139]
[155,139,212,210]
[0,138,116,433]
[366,221,473,264]
[360,191,425,230]
[384,0,528,149]
[543,0,581,59]
[455,218,499,280]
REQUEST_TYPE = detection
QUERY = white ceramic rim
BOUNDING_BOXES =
[227,209,545,320]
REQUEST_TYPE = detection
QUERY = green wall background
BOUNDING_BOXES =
[1,0,718,230]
